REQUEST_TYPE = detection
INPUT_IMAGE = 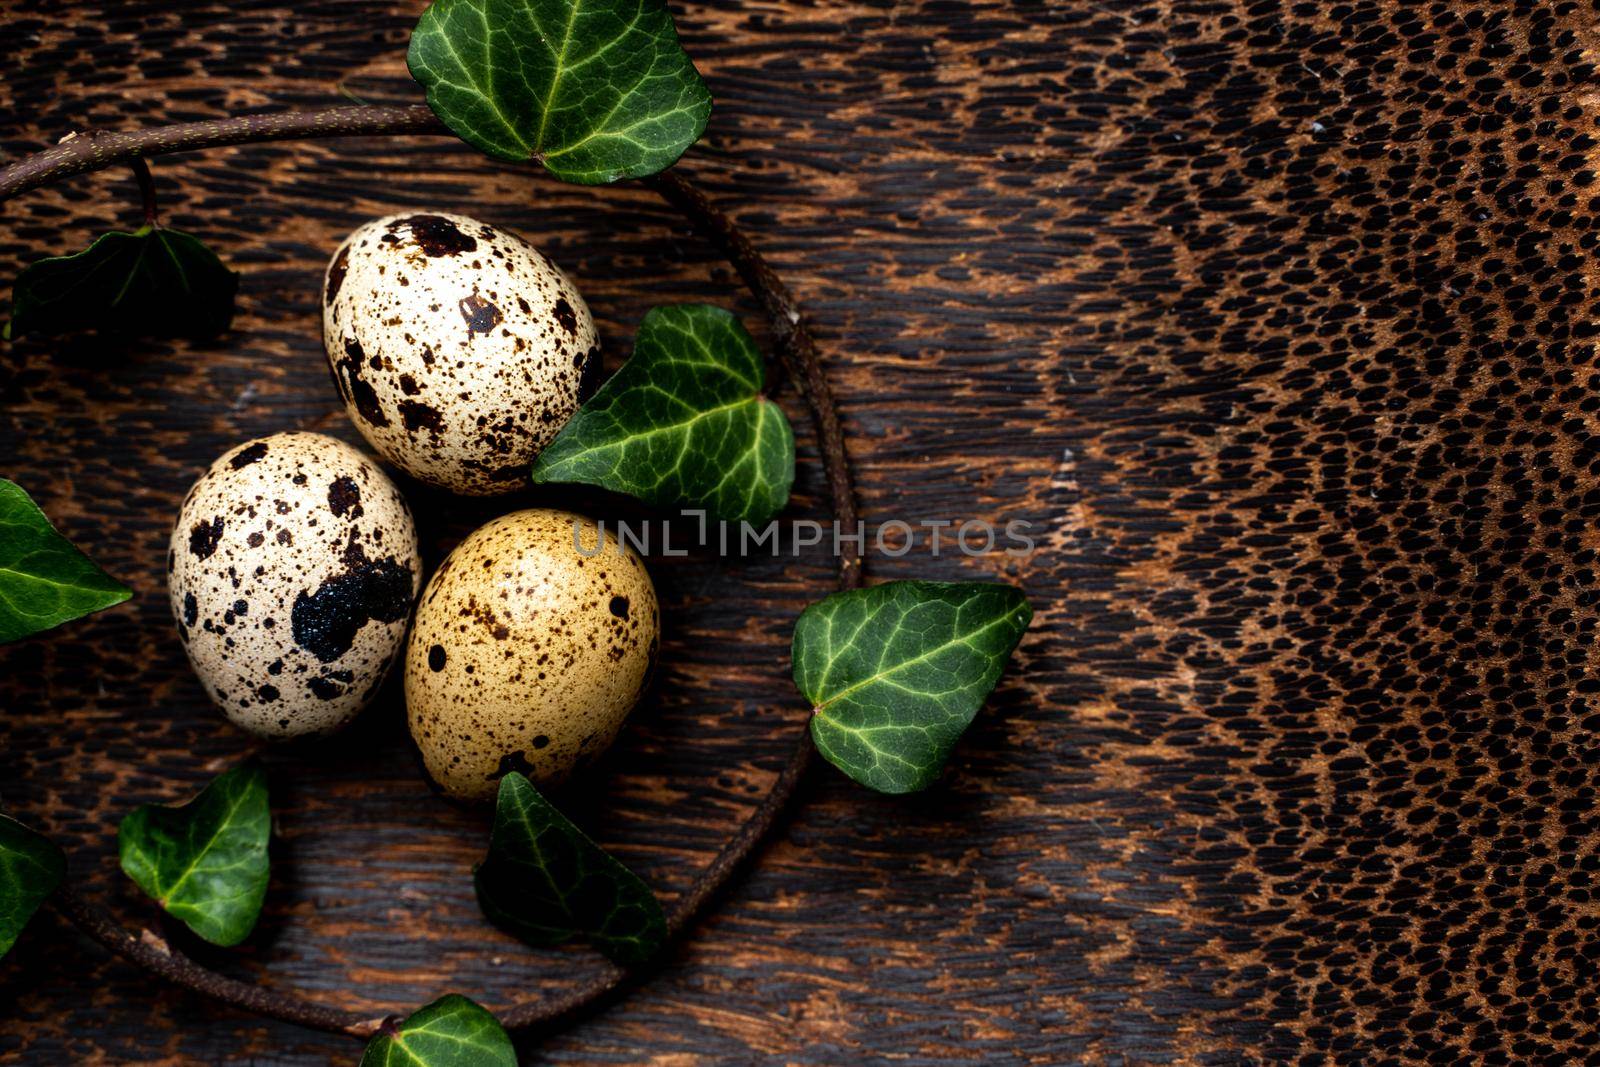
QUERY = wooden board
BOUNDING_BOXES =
[3,0,1597,1062]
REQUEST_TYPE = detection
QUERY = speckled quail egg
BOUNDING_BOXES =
[169,432,422,738]
[405,508,659,800]
[321,212,599,496]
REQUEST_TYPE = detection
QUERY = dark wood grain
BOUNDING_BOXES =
[3,0,1596,1063]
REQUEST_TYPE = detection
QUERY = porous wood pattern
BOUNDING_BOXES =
[2,0,1597,1063]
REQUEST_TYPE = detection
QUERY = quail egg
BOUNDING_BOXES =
[405,508,659,799]
[169,432,421,738]
[322,212,599,495]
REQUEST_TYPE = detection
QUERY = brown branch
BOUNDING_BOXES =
[0,106,443,203]
[53,882,372,1035]
[4,106,859,1041]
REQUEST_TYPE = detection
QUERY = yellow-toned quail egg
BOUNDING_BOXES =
[322,212,599,496]
[169,432,421,738]
[405,508,659,800]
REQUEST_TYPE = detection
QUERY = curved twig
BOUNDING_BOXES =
[53,883,371,1034]
[0,106,442,202]
[1,107,859,1040]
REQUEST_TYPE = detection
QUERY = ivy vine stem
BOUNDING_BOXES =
[53,881,369,1034]
[0,106,442,201]
[0,106,860,1039]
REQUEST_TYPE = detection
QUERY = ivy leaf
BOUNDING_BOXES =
[117,761,271,947]
[407,0,712,184]
[475,772,666,965]
[0,479,132,644]
[793,581,1033,794]
[0,813,65,961]
[5,225,237,341]
[359,995,516,1067]
[531,304,794,524]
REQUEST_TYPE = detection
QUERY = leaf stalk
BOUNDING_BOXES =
[130,157,159,226]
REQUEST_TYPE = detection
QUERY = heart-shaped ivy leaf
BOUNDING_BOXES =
[794,580,1032,794]
[0,479,132,645]
[118,761,270,947]
[532,304,794,524]
[5,226,237,341]
[475,772,666,965]
[408,0,712,184]
[359,995,515,1067]
[0,813,65,961]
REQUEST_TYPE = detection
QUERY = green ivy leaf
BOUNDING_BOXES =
[0,479,131,644]
[118,761,271,947]
[5,225,237,341]
[407,0,712,184]
[475,772,666,965]
[531,304,794,524]
[794,581,1033,794]
[359,995,516,1067]
[0,813,65,961]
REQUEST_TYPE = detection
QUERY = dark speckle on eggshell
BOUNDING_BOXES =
[552,297,577,335]
[309,671,355,700]
[458,294,503,334]
[292,557,415,663]
[400,214,478,257]
[334,337,389,427]
[328,476,363,518]
[400,400,446,434]
[577,345,605,402]
[490,750,536,781]
[325,245,350,306]
[189,516,224,559]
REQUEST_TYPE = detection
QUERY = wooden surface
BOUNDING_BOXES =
[3,0,1598,1063]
